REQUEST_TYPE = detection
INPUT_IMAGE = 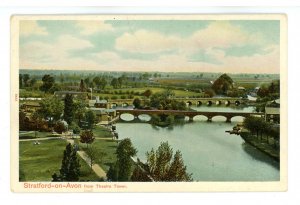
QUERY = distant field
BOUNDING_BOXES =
[99,87,202,98]
[19,139,100,181]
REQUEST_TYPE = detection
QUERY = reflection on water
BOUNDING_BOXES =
[116,106,279,181]
[116,121,279,181]
[241,142,279,170]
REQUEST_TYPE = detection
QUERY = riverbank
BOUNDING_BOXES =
[240,131,279,162]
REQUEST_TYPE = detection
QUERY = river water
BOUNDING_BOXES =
[116,106,279,181]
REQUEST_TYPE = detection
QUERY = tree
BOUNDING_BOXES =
[111,78,119,89]
[80,130,95,147]
[85,110,95,129]
[54,121,67,134]
[59,73,64,84]
[116,138,137,181]
[144,142,192,181]
[211,73,234,95]
[23,74,30,87]
[84,77,90,88]
[79,79,85,92]
[38,97,64,127]
[204,88,215,98]
[63,94,74,125]
[93,76,101,89]
[133,98,142,109]
[143,89,152,98]
[69,122,81,134]
[244,116,267,140]
[29,78,37,87]
[107,138,137,181]
[73,100,86,126]
[167,150,192,181]
[52,143,80,181]
[107,163,119,181]
[19,74,23,88]
[40,74,55,93]
[86,144,105,171]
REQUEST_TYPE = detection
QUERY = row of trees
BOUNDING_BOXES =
[243,116,280,146]
[19,74,37,88]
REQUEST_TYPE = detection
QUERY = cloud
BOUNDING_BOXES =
[115,21,267,56]
[115,30,181,53]
[20,35,94,69]
[20,21,279,74]
[75,21,114,35]
[20,21,48,37]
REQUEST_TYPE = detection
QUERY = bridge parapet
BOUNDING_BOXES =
[117,109,264,122]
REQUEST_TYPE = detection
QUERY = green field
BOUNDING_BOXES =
[19,139,100,181]
[95,87,203,98]
[75,126,118,172]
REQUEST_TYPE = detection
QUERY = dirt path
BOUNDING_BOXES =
[66,139,107,180]
[19,136,63,142]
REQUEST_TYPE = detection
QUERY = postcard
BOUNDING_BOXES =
[11,14,287,192]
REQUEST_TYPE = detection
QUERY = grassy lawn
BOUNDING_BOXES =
[75,126,118,172]
[19,131,59,139]
[92,126,114,139]
[19,139,100,181]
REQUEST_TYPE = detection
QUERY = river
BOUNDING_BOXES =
[116,106,279,181]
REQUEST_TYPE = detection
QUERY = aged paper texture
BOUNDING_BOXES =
[11,14,287,192]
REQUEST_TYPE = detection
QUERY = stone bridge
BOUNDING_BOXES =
[109,97,248,107]
[116,109,263,122]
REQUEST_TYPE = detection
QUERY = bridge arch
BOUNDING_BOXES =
[197,101,202,106]
[138,114,151,122]
[122,102,129,107]
[225,100,231,106]
[215,100,222,105]
[186,101,192,106]
[235,100,241,106]
[207,101,213,106]
[120,113,135,121]
[193,115,208,121]
[211,115,227,122]
[111,103,118,108]
[230,116,245,122]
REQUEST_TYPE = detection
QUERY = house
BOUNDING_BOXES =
[88,96,109,109]
[20,101,41,113]
[265,99,280,123]
[89,108,117,125]
[54,91,88,100]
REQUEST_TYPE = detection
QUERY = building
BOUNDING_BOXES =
[54,91,88,100]
[265,99,280,123]
[88,96,109,109]
[20,101,41,113]
[89,107,117,125]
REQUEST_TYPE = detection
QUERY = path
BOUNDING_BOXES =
[19,136,63,142]
[66,139,107,180]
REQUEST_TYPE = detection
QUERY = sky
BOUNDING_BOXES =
[19,20,280,73]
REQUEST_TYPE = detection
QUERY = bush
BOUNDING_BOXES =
[54,121,67,134]
[69,122,80,134]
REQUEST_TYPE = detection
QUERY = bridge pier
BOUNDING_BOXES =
[226,117,231,123]
[188,116,194,122]
[207,116,212,122]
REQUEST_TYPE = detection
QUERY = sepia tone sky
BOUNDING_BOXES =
[19,20,280,73]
